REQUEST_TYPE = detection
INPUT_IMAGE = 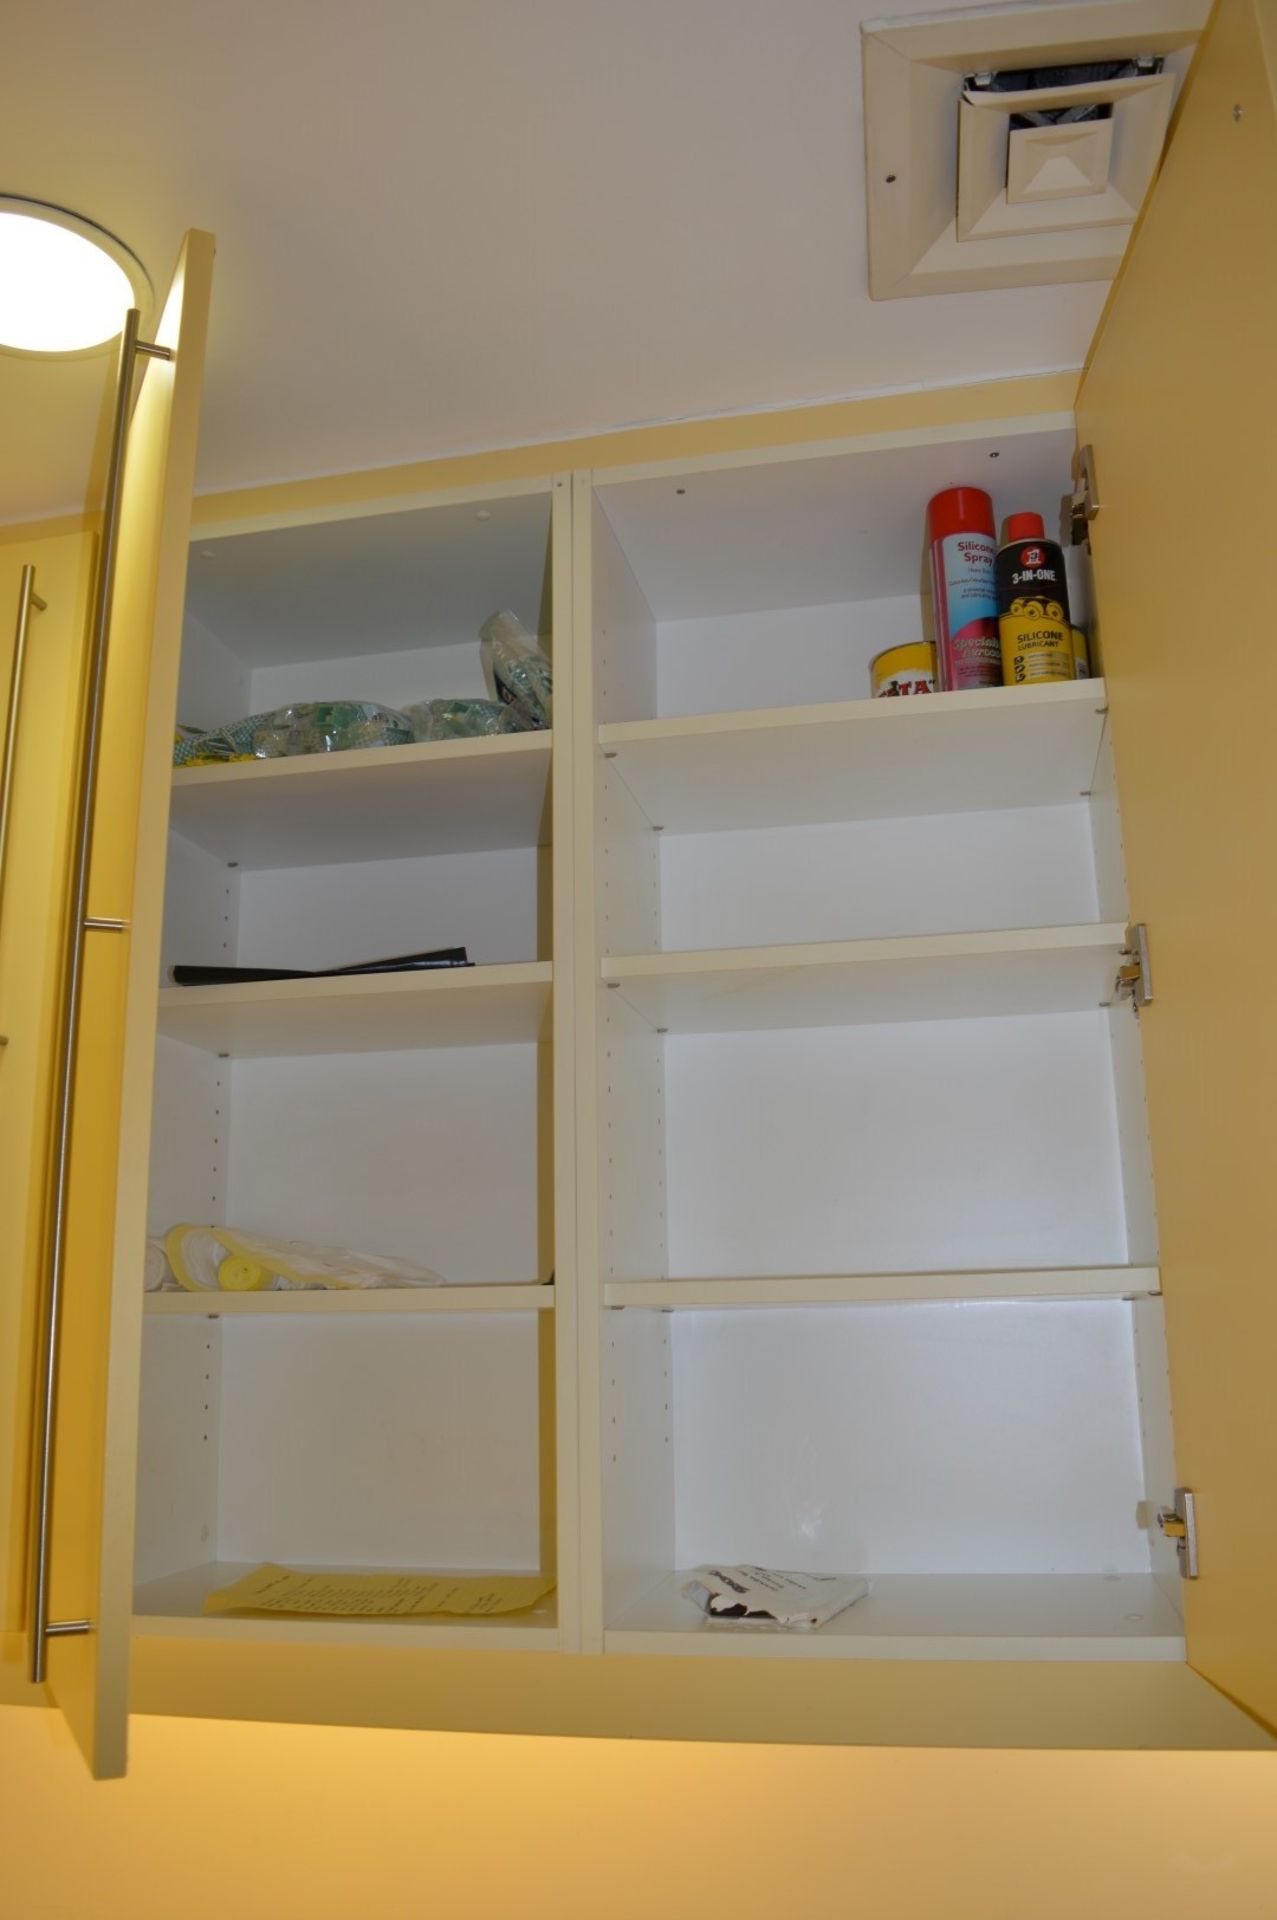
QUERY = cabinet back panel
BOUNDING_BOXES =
[177,613,252,734]
[656,598,922,719]
[664,1013,1127,1277]
[185,489,551,668]
[216,1316,543,1568]
[660,805,1098,953]
[180,633,554,752]
[235,845,543,970]
[598,426,1073,624]
[248,640,492,718]
[226,1044,544,1282]
[670,1302,1150,1575]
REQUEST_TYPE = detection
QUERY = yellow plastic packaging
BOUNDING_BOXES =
[162,1224,448,1292]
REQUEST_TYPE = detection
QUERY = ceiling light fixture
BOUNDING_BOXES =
[0,195,152,356]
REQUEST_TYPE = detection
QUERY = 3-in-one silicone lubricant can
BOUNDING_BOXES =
[927,487,1001,690]
[996,512,1074,685]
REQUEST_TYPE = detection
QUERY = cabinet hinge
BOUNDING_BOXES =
[1070,443,1101,547]
[1156,1487,1199,1579]
[1116,922,1152,1009]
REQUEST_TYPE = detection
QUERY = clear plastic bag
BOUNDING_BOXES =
[404,698,527,742]
[251,701,415,758]
[159,1225,449,1292]
[172,716,261,765]
[479,611,552,729]
[174,702,415,765]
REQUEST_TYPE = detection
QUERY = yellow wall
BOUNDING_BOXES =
[0,370,1077,546]
[2,1708,1276,1917]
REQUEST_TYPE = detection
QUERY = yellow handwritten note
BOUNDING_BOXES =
[203,1564,555,1618]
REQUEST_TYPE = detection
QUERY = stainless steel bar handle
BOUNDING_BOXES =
[0,565,48,925]
[29,310,144,1684]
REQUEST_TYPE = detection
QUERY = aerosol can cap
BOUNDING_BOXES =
[927,487,995,542]
[1003,511,1046,543]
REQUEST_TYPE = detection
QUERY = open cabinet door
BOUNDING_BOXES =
[0,535,97,1690]
[1077,0,1277,1732]
[15,232,213,1777]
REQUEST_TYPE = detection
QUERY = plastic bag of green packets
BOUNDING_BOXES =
[173,701,415,766]
[404,698,530,741]
[479,611,552,729]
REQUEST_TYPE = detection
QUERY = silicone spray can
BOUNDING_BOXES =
[996,512,1074,685]
[926,488,1001,690]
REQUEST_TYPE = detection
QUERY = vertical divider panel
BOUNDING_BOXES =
[590,489,659,725]
[1088,715,1129,927]
[548,474,581,1649]
[147,1044,230,1235]
[570,472,607,1651]
[1088,592,1169,1590]
[160,835,239,982]
[1107,1000,1159,1268]
[153,837,239,1238]
[601,1304,675,1626]
[134,1316,222,1586]
[1131,1294,1182,1602]
[572,475,674,1649]
[1089,720,1159,1267]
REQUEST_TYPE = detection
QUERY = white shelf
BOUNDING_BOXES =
[146,1283,554,1317]
[157,961,552,1056]
[602,924,1127,1034]
[605,1269,1160,1310]
[134,1561,558,1649]
[169,731,552,869]
[600,681,1106,833]
[605,1573,1184,1662]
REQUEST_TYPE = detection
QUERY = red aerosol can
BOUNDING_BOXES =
[927,487,1001,691]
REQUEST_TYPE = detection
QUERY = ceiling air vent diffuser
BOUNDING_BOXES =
[863,1,1210,298]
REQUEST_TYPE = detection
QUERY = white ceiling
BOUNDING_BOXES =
[1,0,1113,524]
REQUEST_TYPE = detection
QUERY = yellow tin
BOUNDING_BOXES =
[1071,626,1091,678]
[870,642,937,698]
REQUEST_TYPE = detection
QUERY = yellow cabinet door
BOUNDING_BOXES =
[1,232,213,1778]
[0,533,96,1667]
[1077,0,1277,1732]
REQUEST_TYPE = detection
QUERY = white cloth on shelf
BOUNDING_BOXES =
[681,1565,869,1629]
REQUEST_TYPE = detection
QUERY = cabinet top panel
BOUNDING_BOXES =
[186,488,552,665]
